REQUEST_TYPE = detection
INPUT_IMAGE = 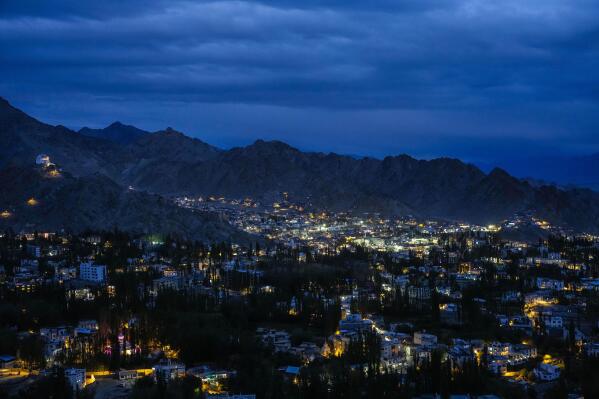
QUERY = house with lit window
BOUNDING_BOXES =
[153,360,186,382]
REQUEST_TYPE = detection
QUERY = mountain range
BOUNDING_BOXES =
[481,154,599,191]
[1,96,599,235]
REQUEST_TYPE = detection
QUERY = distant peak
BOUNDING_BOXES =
[0,96,29,116]
[78,120,148,144]
[252,139,295,149]
[149,128,197,141]
[162,127,183,135]
[384,154,416,161]
[150,129,216,149]
[488,167,511,178]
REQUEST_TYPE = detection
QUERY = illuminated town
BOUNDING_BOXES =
[2,1,599,397]
[2,196,599,398]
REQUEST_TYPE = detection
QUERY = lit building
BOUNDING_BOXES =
[35,154,51,167]
[153,360,186,382]
[64,368,86,391]
[79,262,107,283]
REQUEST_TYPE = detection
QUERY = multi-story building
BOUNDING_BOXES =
[79,262,107,283]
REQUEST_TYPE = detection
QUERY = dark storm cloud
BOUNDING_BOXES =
[1,0,599,159]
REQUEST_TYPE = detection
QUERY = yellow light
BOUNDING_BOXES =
[27,198,38,206]
[0,210,11,218]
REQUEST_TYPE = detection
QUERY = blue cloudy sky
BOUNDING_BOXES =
[1,0,598,162]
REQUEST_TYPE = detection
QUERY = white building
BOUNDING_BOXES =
[339,314,374,333]
[35,154,51,167]
[380,338,402,363]
[258,328,292,352]
[78,320,99,331]
[152,276,181,293]
[534,363,560,381]
[40,326,69,342]
[414,332,438,346]
[64,368,86,391]
[487,358,507,375]
[541,314,563,329]
[153,361,186,382]
[79,262,107,283]
[536,277,564,291]
[585,342,599,356]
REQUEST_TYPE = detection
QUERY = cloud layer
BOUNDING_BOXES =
[1,0,598,160]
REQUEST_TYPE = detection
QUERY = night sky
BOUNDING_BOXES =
[1,1,598,162]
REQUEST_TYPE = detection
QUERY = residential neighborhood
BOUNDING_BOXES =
[1,205,599,397]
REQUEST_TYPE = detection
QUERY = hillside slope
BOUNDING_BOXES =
[2,97,599,233]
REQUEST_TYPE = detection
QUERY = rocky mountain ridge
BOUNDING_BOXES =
[2,97,599,233]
